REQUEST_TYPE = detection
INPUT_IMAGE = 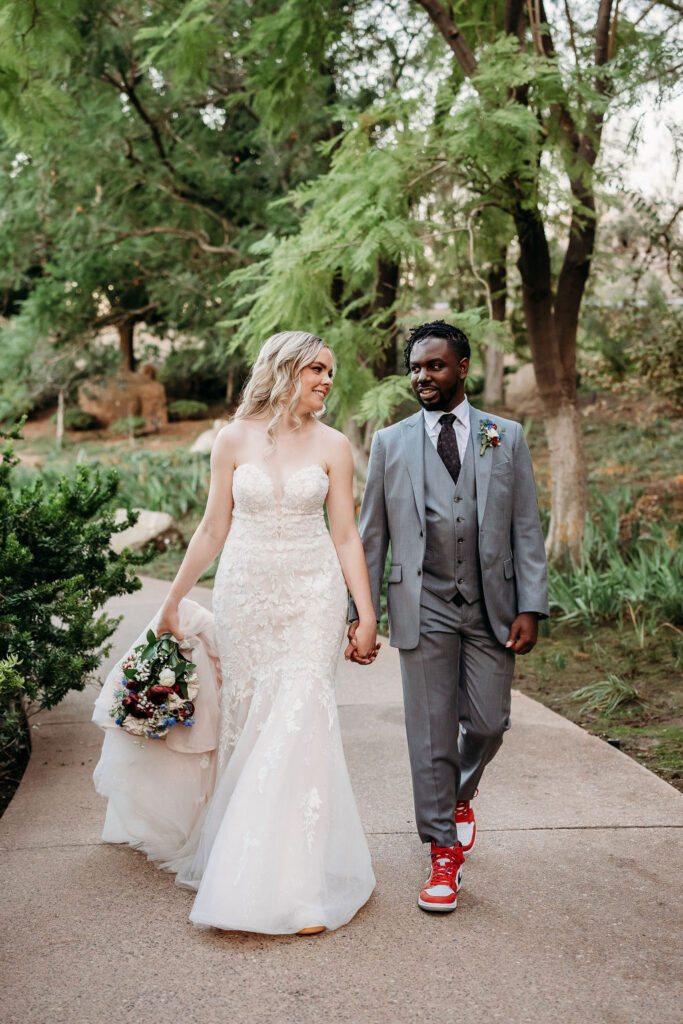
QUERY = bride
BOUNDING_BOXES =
[93,331,379,935]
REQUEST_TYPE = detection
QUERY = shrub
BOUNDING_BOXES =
[167,400,209,422]
[159,346,230,401]
[51,408,101,431]
[110,415,147,436]
[65,408,99,430]
[0,422,145,717]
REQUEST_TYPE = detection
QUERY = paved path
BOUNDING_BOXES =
[1,578,682,1024]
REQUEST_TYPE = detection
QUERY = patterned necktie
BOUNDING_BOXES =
[437,413,461,484]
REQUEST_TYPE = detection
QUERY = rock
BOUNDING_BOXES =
[111,509,183,554]
[190,419,229,454]
[503,363,544,417]
[78,370,168,432]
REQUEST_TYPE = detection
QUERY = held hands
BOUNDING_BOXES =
[345,620,381,665]
[155,600,183,642]
[505,612,538,654]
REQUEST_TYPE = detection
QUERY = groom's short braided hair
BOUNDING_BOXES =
[403,320,471,372]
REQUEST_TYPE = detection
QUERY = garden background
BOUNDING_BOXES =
[0,0,681,812]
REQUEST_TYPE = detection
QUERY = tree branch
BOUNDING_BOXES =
[107,226,242,257]
[414,0,478,76]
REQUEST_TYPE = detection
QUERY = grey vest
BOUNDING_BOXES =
[422,429,483,604]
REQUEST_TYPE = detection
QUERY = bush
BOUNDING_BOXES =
[0,422,144,717]
[167,400,209,422]
[50,408,100,431]
[110,415,147,436]
[159,346,231,402]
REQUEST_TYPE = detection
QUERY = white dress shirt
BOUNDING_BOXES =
[423,396,470,461]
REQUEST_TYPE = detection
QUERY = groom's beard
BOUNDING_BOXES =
[413,385,460,410]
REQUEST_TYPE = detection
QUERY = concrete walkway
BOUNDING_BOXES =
[1,577,681,1024]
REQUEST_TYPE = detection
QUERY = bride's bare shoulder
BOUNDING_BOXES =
[316,422,353,467]
[211,420,244,463]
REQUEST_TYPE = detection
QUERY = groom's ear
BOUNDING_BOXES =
[459,357,469,380]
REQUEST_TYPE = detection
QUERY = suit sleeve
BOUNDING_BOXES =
[348,430,390,623]
[511,423,549,618]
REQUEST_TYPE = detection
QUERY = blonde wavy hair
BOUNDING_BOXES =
[233,330,334,446]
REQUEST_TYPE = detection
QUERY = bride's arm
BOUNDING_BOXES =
[326,433,379,661]
[156,426,237,638]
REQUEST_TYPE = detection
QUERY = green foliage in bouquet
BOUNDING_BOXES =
[0,421,145,718]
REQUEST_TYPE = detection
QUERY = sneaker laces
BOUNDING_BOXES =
[429,845,462,887]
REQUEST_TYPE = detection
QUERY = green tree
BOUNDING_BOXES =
[225,0,681,562]
[0,0,351,412]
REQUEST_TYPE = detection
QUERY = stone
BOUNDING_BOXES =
[110,508,183,554]
[190,418,229,454]
[503,362,544,416]
[78,370,168,432]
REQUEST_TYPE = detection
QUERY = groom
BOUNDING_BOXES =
[348,320,548,913]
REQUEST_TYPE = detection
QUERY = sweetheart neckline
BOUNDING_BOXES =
[233,462,328,501]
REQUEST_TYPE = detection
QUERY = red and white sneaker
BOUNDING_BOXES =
[417,843,464,913]
[455,795,476,853]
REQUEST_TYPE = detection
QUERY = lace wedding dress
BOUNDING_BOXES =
[93,462,375,934]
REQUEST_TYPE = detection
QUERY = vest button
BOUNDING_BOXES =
[454,496,462,502]
[456,516,464,523]
[457,538,464,543]
[420,531,423,537]
[417,569,422,576]
[458,578,464,584]
[457,558,463,564]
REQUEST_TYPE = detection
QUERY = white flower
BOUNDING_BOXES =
[159,667,176,686]
[486,426,498,439]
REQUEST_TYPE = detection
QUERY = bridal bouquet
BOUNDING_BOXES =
[110,631,199,739]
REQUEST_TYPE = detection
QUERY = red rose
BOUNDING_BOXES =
[122,693,151,718]
[148,684,176,706]
[492,437,499,446]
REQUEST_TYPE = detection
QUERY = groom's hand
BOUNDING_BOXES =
[345,620,380,665]
[505,613,538,654]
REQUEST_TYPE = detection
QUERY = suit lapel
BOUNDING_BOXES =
[469,404,492,527]
[401,412,426,530]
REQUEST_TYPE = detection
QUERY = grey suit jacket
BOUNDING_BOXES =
[351,405,549,649]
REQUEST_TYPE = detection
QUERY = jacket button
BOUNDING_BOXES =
[456,516,464,523]
[417,569,422,576]
[457,558,463,564]
[458,578,464,584]
[419,531,423,537]
[454,496,462,503]
[457,538,464,544]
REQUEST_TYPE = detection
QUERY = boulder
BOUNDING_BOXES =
[190,418,229,454]
[111,509,183,554]
[503,363,544,417]
[78,370,168,432]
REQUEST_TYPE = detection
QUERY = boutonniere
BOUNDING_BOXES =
[478,418,505,456]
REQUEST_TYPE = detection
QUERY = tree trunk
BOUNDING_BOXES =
[371,257,400,379]
[226,366,236,408]
[56,388,65,448]
[118,320,135,372]
[542,396,588,566]
[514,205,588,564]
[483,255,506,405]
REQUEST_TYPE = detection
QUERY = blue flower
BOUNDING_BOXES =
[166,716,176,727]
[115,717,123,726]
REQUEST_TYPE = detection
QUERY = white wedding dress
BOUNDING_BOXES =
[93,462,375,934]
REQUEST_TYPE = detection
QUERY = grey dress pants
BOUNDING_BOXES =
[398,587,515,847]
